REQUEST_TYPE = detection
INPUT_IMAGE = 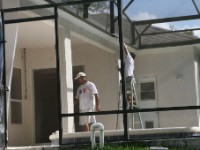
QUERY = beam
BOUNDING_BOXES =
[133,14,200,25]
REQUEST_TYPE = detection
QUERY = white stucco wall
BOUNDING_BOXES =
[9,31,74,146]
[6,0,200,147]
[8,47,57,146]
[72,40,120,130]
[136,45,198,127]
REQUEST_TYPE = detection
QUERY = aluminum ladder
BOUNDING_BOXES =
[126,79,144,129]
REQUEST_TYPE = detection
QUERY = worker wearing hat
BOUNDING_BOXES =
[74,72,100,131]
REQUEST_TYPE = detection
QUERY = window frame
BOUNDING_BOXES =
[138,76,157,101]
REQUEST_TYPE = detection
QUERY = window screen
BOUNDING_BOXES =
[140,82,155,100]
[145,121,154,129]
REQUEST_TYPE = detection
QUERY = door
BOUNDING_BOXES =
[34,68,58,143]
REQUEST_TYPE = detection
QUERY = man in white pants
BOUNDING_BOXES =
[74,72,100,131]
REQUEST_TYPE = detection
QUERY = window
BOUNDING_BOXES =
[11,67,22,124]
[11,68,22,100]
[11,101,22,124]
[145,121,154,128]
[140,82,155,100]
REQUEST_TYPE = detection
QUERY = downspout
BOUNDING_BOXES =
[22,48,27,100]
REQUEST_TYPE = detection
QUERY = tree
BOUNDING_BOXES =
[184,30,194,36]
[170,25,194,36]
[66,1,109,17]
[89,2,109,13]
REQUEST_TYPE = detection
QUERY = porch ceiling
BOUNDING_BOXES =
[17,20,86,49]
[17,21,55,49]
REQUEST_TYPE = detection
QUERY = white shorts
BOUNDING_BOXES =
[79,106,96,125]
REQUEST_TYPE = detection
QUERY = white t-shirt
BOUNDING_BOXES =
[125,53,134,77]
[75,81,98,111]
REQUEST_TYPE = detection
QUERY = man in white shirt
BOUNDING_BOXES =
[124,44,136,129]
[74,72,100,131]
[118,44,136,104]
[124,43,135,82]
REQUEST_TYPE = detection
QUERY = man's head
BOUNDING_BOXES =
[74,72,87,84]
[130,52,136,60]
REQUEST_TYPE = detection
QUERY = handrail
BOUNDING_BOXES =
[90,122,104,149]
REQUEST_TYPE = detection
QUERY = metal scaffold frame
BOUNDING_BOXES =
[1,0,200,148]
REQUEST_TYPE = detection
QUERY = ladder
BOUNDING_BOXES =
[126,77,144,129]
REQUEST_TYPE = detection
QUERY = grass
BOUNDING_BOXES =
[86,140,197,150]
[91,146,186,150]
[102,145,150,150]
[88,144,187,150]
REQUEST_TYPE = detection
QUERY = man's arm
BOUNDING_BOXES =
[95,94,100,112]
[124,43,129,56]
[74,97,79,105]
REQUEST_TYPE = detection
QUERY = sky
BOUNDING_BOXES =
[123,0,200,37]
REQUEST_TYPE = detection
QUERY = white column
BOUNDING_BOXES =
[59,28,74,133]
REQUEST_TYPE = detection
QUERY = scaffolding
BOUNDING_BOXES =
[1,0,200,148]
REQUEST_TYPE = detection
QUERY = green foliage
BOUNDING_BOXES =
[184,30,194,36]
[88,144,188,150]
[89,144,150,150]
[89,2,109,13]
[70,1,109,14]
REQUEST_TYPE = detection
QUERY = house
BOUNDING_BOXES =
[1,0,200,148]
[4,0,122,146]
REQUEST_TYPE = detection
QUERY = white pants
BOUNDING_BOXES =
[79,106,96,125]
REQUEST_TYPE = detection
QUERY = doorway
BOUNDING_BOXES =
[72,65,84,132]
[34,68,58,143]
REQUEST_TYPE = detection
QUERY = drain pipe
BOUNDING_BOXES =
[90,122,104,149]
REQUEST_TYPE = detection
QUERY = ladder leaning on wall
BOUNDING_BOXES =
[126,78,144,129]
